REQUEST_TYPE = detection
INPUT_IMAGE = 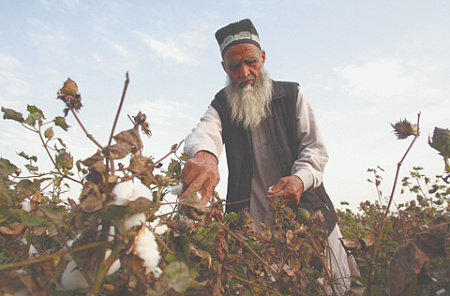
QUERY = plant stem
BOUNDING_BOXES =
[88,241,126,295]
[366,113,420,296]
[309,236,338,296]
[230,271,284,296]
[36,125,82,184]
[0,241,110,271]
[69,107,104,150]
[217,221,308,296]
[108,72,130,147]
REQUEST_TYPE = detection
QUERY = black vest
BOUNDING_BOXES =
[211,81,337,233]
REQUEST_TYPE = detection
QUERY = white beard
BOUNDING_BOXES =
[225,68,273,130]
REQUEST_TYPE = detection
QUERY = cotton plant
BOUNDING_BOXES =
[61,226,120,291]
[109,180,162,276]
[108,180,153,233]
[60,180,162,290]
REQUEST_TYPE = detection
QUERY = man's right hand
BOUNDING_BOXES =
[180,151,220,205]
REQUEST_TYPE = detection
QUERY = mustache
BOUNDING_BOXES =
[238,75,256,86]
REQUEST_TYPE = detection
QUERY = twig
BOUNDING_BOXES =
[125,141,183,181]
[0,241,111,271]
[88,241,126,295]
[104,72,130,195]
[36,125,82,184]
[309,236,338,296]
[230,271,284,296]
[217,221,309,296]
[69,106,104,150]
[366,113,421,295]
[108,72,130,147]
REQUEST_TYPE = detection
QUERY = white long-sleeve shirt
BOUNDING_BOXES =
[184,86,329,231]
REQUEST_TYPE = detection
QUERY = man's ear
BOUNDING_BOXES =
[261,50,266,64]
[221,60,227,73]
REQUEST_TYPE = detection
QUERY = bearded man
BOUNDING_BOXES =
[181,19,353,295]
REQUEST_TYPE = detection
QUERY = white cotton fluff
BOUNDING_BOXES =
[171,184,183,196]
[108,181,153,233]
[61,260,94,291]
[21,238,38,258]
[20,200,31,212]
[135,226,161,276]
[109,181,152,206]
[104,249,121,276]
[150,220,168,235]
[112,212,146,234]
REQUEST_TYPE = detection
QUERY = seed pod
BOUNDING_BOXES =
[297,208,311,221]
[61,78,78,96]
[56,151,73,170]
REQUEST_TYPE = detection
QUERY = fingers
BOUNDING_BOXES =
[180,152,220,204]
[266,176,304,206]
[181,172,208,200]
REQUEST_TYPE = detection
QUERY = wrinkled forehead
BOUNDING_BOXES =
[223,43,262,63]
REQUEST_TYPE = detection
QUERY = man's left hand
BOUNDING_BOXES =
[266,176,304,206]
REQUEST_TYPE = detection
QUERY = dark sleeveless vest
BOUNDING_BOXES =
[211,80,337,234]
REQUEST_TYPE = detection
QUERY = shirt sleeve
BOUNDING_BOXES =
[291,87,329,191]
[184,105,223,159]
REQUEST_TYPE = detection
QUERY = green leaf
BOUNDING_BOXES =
[1,107,24,122]
[25,105,45,126]
[17,151,38,162]
[27,105,44,119]
[16,179,40,197]
[9,209,48,227]
[169,233,192,267]
[40,204,67,224]
[0,158,18,177]
[57,137,67,148]
[54,116,70,131]
[168,159,182,175]
[44,127,54,139]
[24,164,39,173]
[94,205,128,220]
[165,261,192,293]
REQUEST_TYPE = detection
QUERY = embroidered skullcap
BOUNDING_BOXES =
[215,19,261,57]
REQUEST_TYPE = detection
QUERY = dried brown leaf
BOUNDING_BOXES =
[79,195,103,212]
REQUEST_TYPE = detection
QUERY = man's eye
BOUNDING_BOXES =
[229,63,240,69]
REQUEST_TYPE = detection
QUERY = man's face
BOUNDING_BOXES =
[221,43,266,87]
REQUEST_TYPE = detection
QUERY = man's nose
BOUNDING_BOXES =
[239,64,251,78]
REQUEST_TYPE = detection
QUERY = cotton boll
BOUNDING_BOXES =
[61,260,94,291]
[124,213,147,232]
[20,200,31,212]
[134,226,160,275]
[114,213,147,234]
[130,181,153,201]
[110,180,152,206]
[104,249,121,276]
[150,221,168,236]
[171,184,183,196]
[110,181,136,205]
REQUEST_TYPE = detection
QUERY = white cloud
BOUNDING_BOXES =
[127,99,190,126]
[135,32,198,66]
[334,58,446,101]
[27,18,72,58]
[40,0,79,10]
[0,53,29,105]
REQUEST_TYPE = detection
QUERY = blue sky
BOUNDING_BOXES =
[1,0,449,210]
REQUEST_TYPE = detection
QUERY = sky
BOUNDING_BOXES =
[1,0,449,211]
